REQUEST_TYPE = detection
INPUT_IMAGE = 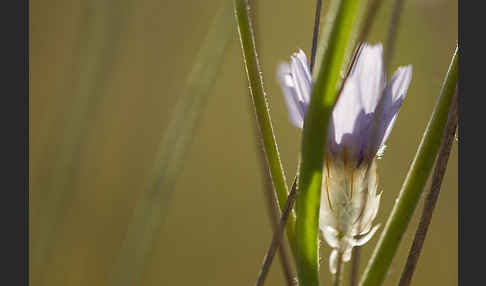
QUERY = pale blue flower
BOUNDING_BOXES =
[277,43,412,273]
[278,43,412,165]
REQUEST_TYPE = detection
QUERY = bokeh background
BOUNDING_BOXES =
[30,0,457,285]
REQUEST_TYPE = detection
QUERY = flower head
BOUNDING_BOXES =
[277,43,412,273]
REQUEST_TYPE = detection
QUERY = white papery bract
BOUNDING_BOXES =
[277,43,412,274]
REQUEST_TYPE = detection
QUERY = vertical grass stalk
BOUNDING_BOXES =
[398,90,458,286]
[295,0,363,285]
[359,45,458,286]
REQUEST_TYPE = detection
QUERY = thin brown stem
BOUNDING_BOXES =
[398,88,458,286]
[253,101,295,286]
[256,177,299,286]
[350,246,361,286]
[333,251,345,286]
[310,0,323,73]
[260,154,295,285]
[384,0,406,74]
[336,42,364,100]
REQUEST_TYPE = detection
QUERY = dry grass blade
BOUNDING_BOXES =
[108,2,234,285]
[398,89,458,286]
[32,1,133,284]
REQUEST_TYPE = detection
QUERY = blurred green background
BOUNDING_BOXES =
[30,0,457,285]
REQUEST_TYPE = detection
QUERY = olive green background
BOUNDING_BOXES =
[30,0,457,285]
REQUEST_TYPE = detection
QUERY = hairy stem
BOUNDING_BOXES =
[234,0,296,254]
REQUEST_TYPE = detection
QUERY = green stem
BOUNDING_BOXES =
[234,0,296,254]
[359,45,458,286]
[295,0,363,285]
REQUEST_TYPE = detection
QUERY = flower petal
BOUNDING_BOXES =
[329,77,363,146]
[373,65,412,151]
[291,49,312,104]
[328,44,385,159]
[322,226,340,249]
[353,224,380,246]
[352,44,386,113]
[277,50,312,128]
[277,63,305,128]
[329,249,338,274]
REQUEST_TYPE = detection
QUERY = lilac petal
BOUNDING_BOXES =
[328,44,385,158]
[277,63,306,128]
[352,44,386,113]
[374,65,413,152]
[277,50,312,129]
[330,77,363,147]
[291,50,312,104]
